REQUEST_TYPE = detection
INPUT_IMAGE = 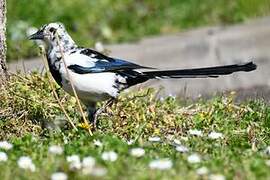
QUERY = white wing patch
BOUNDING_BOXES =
[65,51,97,67]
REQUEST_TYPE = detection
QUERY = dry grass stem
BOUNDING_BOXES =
[40,47,78,131]
[55,33,92,135]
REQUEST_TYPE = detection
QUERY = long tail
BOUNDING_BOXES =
[143,62,256,79]
[124,62,257,87]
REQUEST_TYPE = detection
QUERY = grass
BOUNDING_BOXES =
[1,73,270,179]
[7,0,270,60]
[4,1,270,178]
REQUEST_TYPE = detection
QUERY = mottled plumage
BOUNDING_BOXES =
[29,22,257,127]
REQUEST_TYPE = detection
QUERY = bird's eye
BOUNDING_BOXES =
[49,28,55,33]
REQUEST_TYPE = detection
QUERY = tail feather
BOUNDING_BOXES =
[123,61,257,87]
[143,62,257,79]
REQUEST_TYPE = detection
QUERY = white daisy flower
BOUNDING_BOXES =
[168,94,176,99]
[159,97,165,102]
[17,156,36,172]
[208,132,223,139]
[0,152,8,162]
[265,160,270,166]
[180,136,189,141]
[70,160,81,170]
[67,155,81,170]
[67,155,80,163]
[175,145,189,153]
[63,137,69,144]
[130,148,145,157]
[93,139,103,147]
[209,174,226,180]
[82,167,107,176]
[264,146,270,155]
[48,145,63,155]
[166,135,174,141]
[196,166,209,175]
[0,141,13,150]
[101,151,118,162]
[149,159,173,170]
[82,156,95,168]
[173,139,181,145]
[91,167,107,176]
[127,139,134,145]
[148,136,161,142]
[188,129,203,137]
[187,154,201,164]
[51,172,68,180]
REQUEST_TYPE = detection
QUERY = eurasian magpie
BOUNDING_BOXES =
[29,22,257,127]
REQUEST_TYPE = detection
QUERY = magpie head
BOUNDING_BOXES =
[29,22,76,50]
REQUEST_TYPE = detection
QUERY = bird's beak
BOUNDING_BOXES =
[28,30,44,40]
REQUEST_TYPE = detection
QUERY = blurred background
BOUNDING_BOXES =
[7,0,270,100]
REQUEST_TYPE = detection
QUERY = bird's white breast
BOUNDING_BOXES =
[60,68,119,103]
[50,50,127,104]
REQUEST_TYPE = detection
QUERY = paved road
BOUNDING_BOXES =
[8,17,270,100]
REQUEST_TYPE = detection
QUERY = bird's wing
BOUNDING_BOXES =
[67,48,153,74]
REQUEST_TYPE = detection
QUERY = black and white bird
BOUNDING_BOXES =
[29,22,257,127]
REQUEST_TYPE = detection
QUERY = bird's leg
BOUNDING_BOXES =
[93,98,115,129]
[86,103,97,128]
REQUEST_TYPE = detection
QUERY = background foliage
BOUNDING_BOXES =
[2,1,270,179]
[1,73,270,179]
[7,0,270,60]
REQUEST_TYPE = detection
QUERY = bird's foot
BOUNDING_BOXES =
[91,108,102,130]
[91,98,116,130]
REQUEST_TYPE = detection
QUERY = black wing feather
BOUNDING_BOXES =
[68,48,154,74]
